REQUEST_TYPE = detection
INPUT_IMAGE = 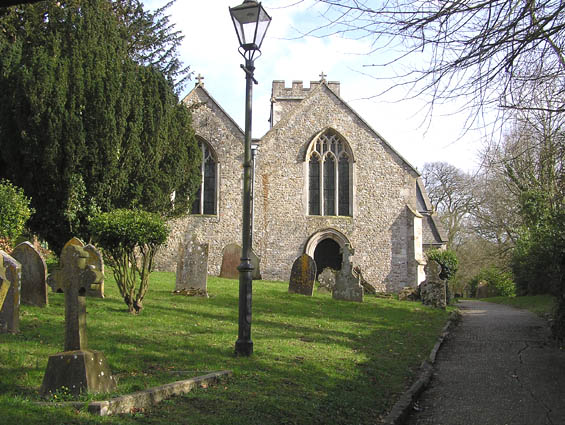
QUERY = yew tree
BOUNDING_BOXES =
[0,0,200,252]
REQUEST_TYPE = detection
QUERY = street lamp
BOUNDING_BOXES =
[229,0,271,357]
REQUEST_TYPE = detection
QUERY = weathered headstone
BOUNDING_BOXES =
[84,244,104,298]
[332,244,364,302]
[40,244,116,396]
[219,243,241,279]
[12,241,48,307]
[419,260,447,309]
[49,237,93,294]
[317,268,336,293]
[288,254,316,296]
[250,249,262,280]
[0,251,21,333]
[175,235,209,297]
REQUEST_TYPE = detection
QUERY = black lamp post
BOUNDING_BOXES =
[229,0,271,357]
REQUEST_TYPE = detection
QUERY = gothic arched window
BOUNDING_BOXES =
[191,138,218,215]
[307,129,353,216]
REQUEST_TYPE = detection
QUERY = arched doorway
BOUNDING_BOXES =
[313,238,342,278]
[304,228,351,278]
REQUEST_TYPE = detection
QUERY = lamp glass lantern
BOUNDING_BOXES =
[229,0,271,53]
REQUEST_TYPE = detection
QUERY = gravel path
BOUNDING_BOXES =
[406,300,565,425]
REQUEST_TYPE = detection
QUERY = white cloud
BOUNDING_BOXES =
[142,0,487,172]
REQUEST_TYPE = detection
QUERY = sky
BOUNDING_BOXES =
[143,0,490,173]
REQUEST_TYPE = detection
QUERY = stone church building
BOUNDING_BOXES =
[156,76,446,293]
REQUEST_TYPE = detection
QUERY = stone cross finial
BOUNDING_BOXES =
[319,71,327,82]
[196,74,205,86]
[60,245,103,351]
[340,243,354,275]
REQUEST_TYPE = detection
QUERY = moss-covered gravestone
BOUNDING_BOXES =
[288,254,316,296]
[40,245,116,396]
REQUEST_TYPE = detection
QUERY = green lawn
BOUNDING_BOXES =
[0,272,450,425]
[480,294,557,317]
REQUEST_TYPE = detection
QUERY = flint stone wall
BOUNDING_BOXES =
[155,81,422,293]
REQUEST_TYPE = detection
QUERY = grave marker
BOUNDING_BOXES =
[219,243,241,279]
[84,244,104,298]
[12,241,48,307]
[288,254,316,296]
[175,235,209,296]
[0,251,21,333]
[332,244,363,302]
[40,245,116,396]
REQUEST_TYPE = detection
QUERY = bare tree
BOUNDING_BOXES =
[422,161,476,248]
[296,0,565,125]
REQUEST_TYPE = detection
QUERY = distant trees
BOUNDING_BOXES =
[422,162,476,248]
[0,0,200,251]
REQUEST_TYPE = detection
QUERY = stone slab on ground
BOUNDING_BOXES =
[37,370,233,416]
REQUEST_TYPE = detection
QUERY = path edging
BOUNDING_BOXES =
[381,310,460,425]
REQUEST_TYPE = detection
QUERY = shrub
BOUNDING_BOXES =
[469,267,516,297]
[0,179,34,250]
[426,249,458,281]
[89,209,169,314]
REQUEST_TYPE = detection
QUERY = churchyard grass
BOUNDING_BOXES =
[0,272,450,424]
[480,294,557,317]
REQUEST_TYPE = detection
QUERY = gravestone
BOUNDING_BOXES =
[49,236,86,293]
[0,251,21,333]
[419,260,447,309]
[40,244,116,396]
[288,254,316,296]
[219,243,261,280]
[12,241,48,307]
[219,243,241,279]
[84,244,104,298]
[250,249,262,280]
[175,235,209,297]
[332,244,363,302]
[317,268,336,293]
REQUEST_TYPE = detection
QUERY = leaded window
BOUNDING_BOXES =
[191,139,217,215]
[307,130,353,216]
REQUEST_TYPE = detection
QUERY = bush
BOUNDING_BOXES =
[89,209,169,314]
[426,249,458,281]
[0,179,34,250]
[469,267,516,297]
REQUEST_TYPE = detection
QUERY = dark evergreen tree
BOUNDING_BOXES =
[0,0,200,251]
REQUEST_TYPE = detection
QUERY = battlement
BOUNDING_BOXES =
[271,80,340,99]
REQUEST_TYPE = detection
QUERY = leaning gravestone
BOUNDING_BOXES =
[175,234,209,297]
[40,244,116,396]
[288,254,316,296]
[317,268,336,293]
[419,260,446,309]
[12,241,48,307]
[219,243,241,279]
[84,244,104,298]
[332,244,363,302]
[0,251,21,333]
